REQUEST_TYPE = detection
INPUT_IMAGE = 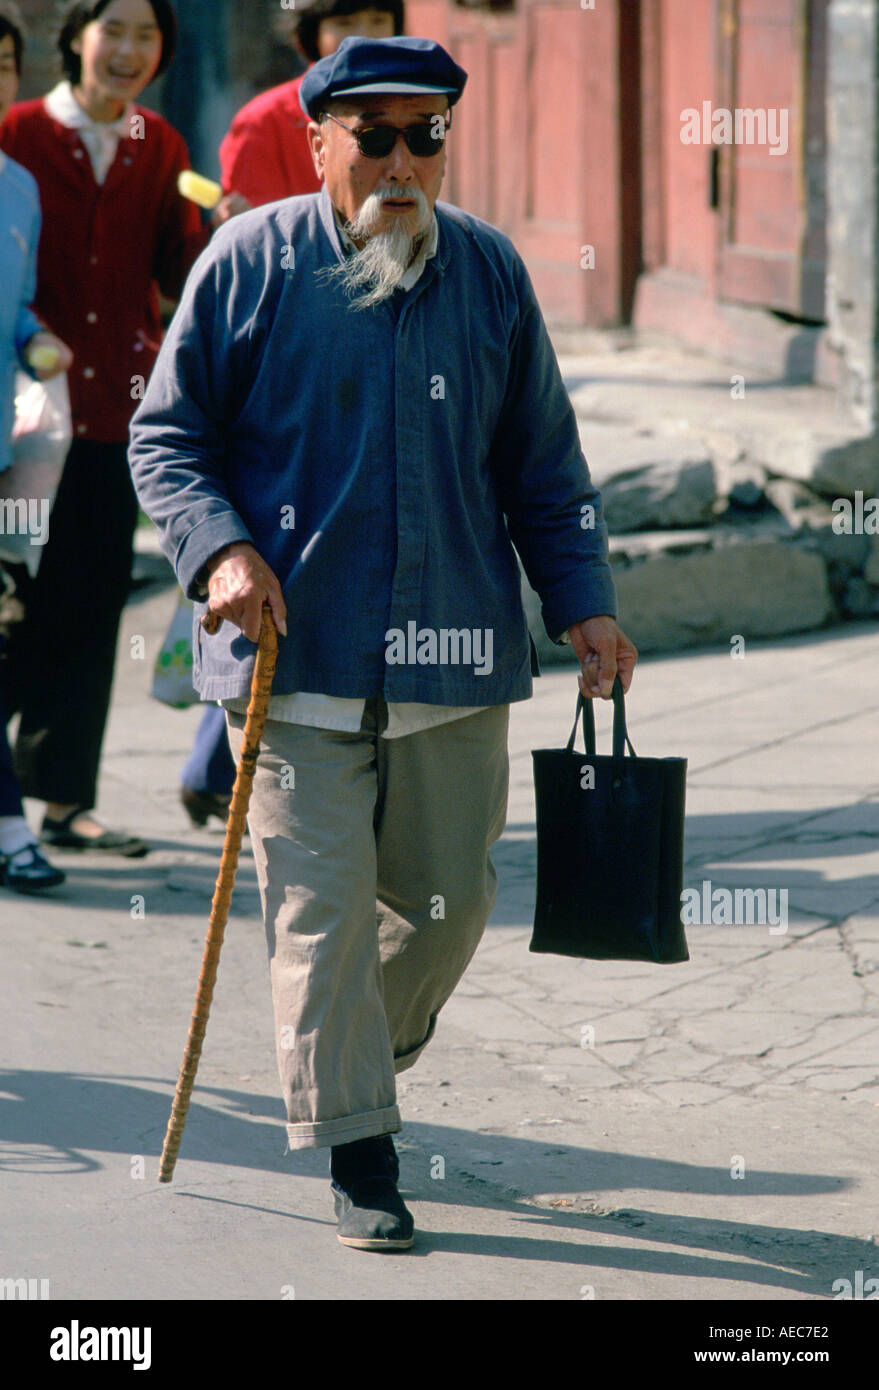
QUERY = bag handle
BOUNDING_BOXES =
[566,672,637,759]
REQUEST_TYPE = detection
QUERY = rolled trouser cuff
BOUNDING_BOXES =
[285,1104,402,1151]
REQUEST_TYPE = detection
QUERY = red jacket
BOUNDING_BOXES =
[219,72,321,208]
[0,99,209,441]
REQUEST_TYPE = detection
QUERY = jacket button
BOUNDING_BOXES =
[77,423,87,434]
[73,149,83,158]
[83,367,95,378]
[87,312,97,323]
[90,256,98,265]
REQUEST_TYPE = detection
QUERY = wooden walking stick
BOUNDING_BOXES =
[158,602,278,1182]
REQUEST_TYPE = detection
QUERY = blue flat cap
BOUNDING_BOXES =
[299,36,468,119]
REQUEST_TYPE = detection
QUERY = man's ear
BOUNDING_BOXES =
[306,119,326,182]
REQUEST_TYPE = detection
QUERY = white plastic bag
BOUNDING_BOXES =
[151,590,200,708]
[0,371,72,574]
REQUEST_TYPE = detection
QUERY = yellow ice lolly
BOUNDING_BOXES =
[178,169,223,210]
[26,343,61,371]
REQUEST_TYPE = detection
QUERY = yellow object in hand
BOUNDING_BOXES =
[178,170,223,210]
[27,343,61,371]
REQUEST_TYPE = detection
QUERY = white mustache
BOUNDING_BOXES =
[347,184,430,238]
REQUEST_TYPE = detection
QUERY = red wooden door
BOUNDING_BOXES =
[407,0,633,324]
[715,0,828,318]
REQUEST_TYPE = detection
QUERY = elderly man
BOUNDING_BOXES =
[129,35,637,1253]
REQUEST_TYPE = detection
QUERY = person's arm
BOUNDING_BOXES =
[11,179,44,374]
[9,184,71,380]
[490,250,637,696]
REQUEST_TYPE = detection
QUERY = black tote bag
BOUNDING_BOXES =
[530,674,689,963]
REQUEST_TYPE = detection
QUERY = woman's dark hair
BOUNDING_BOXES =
[0,2,25,75]
[276,0,404,66]
[58,0,177,85]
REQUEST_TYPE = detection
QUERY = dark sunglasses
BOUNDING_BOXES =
[322,110,451,158]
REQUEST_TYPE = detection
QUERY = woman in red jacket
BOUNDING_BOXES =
[219,0,403,209]
[0,0,240,855]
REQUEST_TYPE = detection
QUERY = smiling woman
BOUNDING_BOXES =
[59,0,176,120]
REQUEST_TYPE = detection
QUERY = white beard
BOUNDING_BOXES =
[317,186,432,309]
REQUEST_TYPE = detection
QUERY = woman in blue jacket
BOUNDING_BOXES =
[0,2,72,892]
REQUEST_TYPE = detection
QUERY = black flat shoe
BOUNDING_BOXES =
[40,807,149,858]
[0,843,65,893]
[330,1135,414,1251]
[331,1176,415,1251]
[181,785,233,828]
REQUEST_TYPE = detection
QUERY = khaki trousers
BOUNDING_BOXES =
[225,698,510,1150]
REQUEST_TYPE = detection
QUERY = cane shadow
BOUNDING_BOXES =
[0,1070,869,1295]
[0,1069,289,1177]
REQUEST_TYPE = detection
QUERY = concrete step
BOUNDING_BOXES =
[518,342,879,662]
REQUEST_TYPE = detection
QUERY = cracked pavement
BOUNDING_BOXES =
[1,580,876,1300]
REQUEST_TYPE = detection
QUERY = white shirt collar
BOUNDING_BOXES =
[44,79,134,135]
[44,81,135,185]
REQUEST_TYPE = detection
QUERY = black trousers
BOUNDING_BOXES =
[0,689,23,817]
[6,438,139,810]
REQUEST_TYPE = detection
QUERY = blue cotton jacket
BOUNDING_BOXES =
[0,151,42,472]
[128,185,618,705]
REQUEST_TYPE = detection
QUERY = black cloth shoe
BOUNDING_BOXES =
[330,1135,414,1251]
[181,785,233,828]
[0,843,65,893]
[40,806,148,858]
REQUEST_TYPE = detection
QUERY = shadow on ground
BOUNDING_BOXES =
[0,1068,871,1296]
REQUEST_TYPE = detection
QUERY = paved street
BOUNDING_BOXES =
[1,578,877,1301]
